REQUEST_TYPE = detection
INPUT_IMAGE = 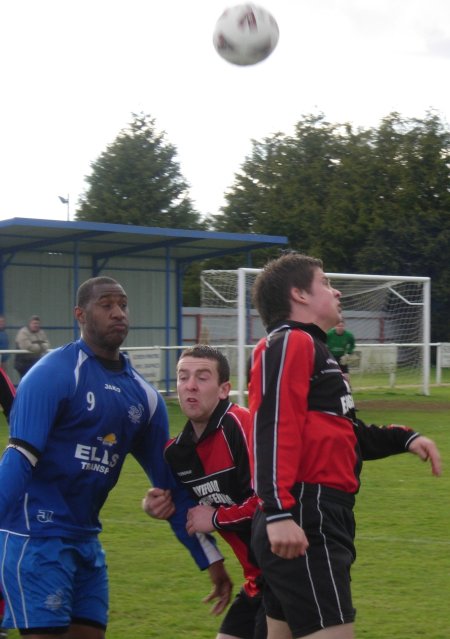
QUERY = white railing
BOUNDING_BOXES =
[1,343,448,397]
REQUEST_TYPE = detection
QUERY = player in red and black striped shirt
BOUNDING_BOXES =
[143,345,265,639]
[248,252,441,639]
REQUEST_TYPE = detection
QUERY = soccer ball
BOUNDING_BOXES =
[213,4,279,66]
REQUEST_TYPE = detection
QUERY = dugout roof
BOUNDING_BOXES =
[0,217,287,265]
[0,218,288,392]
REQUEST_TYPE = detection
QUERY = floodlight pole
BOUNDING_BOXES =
[58,194,70,221]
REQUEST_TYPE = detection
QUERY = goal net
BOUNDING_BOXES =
[200,269,431,403]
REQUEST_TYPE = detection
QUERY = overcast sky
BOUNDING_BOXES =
[1,0,450,223]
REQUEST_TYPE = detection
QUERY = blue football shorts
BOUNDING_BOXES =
[0,533,108,632]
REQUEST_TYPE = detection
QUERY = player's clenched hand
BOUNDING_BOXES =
[408,436,442,476]
[141,487,175,519]
[267,519,309,559]
[204,559,233,615]
[186,505,215,535]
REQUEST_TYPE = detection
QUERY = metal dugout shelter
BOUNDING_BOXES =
[0,217,287,392]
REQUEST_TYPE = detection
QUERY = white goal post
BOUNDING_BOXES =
[200,268,431,403]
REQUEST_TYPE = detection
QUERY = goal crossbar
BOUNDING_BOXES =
[236,268,431,403]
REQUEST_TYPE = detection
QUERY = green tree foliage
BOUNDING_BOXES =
[213,112,450,340]
[76,113,205,229]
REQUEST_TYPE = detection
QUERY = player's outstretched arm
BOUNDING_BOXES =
[0,447,33,521]
[135,393,224,570]
[203,559,233,616]
[142,486,175,519]
[408,436,442,476]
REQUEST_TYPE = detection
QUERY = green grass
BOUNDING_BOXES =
[350,364,450,391]
[351,395,449,638]
[1,387,449,638]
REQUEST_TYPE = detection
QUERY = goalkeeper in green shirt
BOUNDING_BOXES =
[327,320,355,383]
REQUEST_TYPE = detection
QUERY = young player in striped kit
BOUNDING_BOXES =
[248,252,441,639]
[143,345,266,639]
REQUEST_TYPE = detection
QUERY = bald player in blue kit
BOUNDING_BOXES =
[0,276,231,639]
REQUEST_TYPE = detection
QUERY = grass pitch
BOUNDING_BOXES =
[1,387,449,638]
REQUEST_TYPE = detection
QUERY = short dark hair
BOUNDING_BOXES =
[252,252,323,328]
[178,345,230,384]
[76,277,120,308]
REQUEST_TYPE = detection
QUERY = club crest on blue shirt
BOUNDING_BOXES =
[128,403,144,424]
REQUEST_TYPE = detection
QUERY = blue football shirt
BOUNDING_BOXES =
[0,339,220,569]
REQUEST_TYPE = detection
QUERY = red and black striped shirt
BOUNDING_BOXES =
[164,398,262,596]
[248,321,419,522]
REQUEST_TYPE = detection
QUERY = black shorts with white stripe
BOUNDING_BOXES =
[251,483,357,638]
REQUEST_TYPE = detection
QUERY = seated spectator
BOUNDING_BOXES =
[14,315,50,379]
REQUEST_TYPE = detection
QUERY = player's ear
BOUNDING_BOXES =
[74,306,85,324]
[219,381,231,399]
[291,287,308,306]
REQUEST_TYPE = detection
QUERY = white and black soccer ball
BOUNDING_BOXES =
[213,4,279,66]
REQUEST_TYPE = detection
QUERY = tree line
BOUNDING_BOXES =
[76,112,450,341]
